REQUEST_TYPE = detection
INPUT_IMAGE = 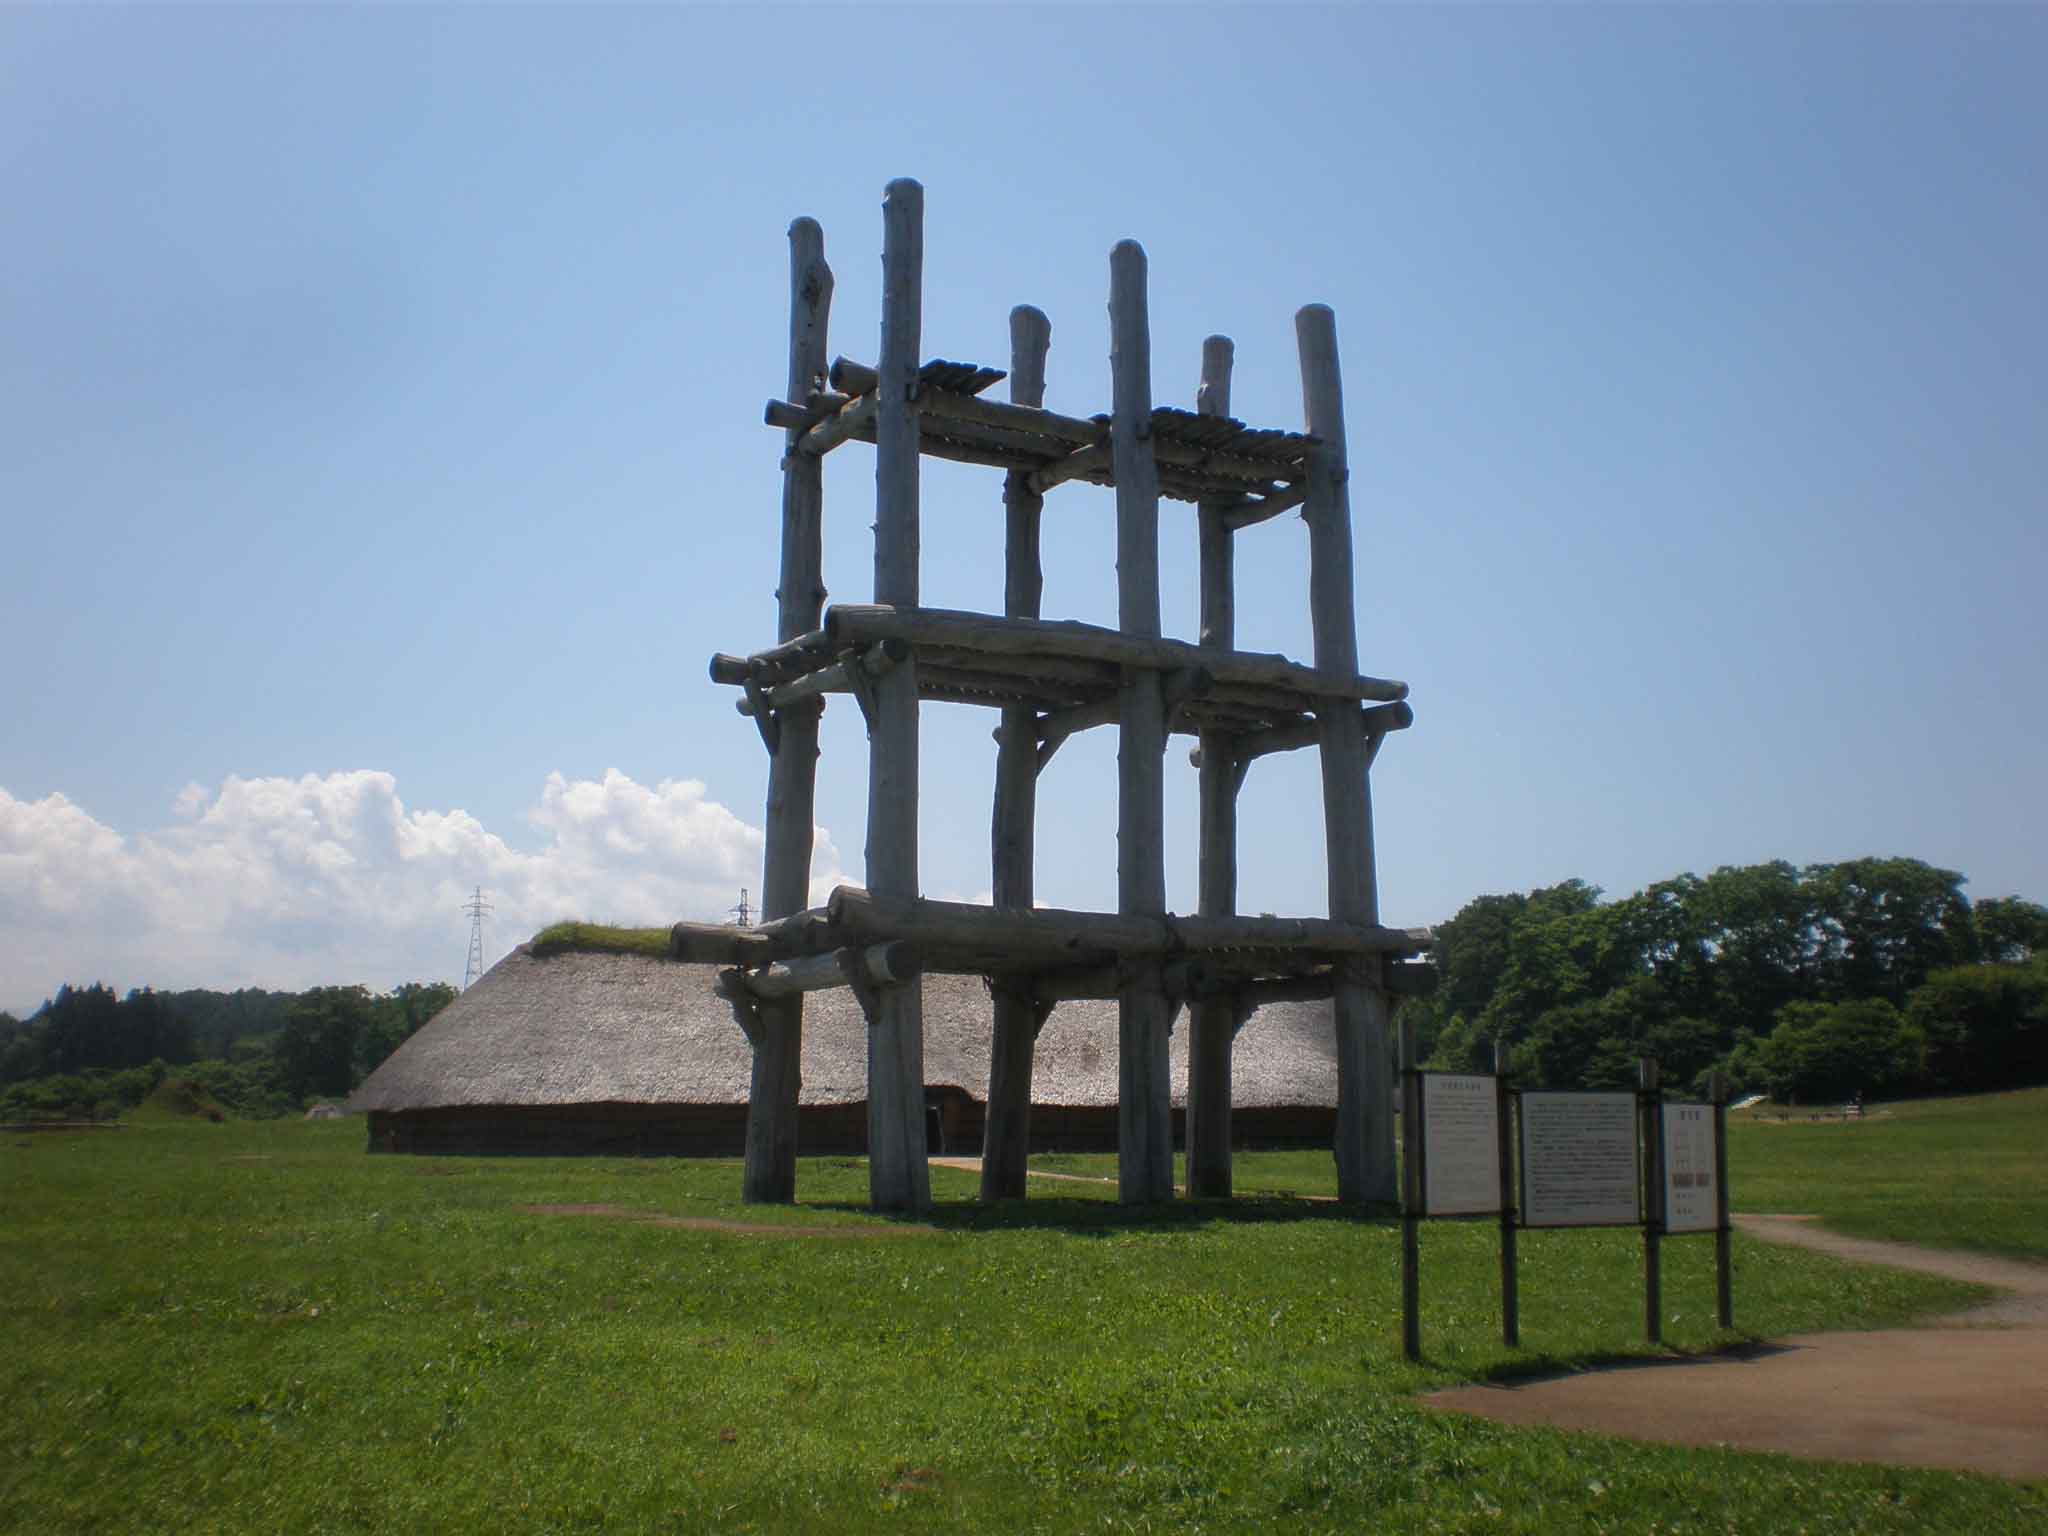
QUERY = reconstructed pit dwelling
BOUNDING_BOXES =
[678,179,1429,1212]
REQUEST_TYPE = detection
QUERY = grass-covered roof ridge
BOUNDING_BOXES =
[528,922,673,960]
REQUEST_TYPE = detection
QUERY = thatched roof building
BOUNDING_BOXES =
[350,944,1346,1157]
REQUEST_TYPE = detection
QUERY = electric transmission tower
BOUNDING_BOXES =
[729,888,752,927]
[462,887,493,989]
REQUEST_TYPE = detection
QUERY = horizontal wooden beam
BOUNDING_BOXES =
[1026,438,1112,495]
[733,942,922,999]
[826,885,1432,964]
[799,392,877,457]
[900,374,1102,446]
[671,921,775,965]
[773,390,1294,503]
[709,624,838,688]
[824,605,1407,704]
[1031,666,1212,770]
[1188,701,1413,769]
[735,640,907,717]
[1221,484,1309,531]
[671,910,834,965]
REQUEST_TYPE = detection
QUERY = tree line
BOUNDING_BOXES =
[0,980,456,1121]
[1411,856,2048,1104]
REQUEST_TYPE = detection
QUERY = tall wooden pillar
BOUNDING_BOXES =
[982,304,1053,1202]
[866,178,931,1213]
[1110,240,1174,1204]
[744,218,833,1205]
[1297,303,1394,1206]
[1187,334,1237,1200]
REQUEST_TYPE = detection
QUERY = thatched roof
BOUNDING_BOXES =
[350,944,1342,1114]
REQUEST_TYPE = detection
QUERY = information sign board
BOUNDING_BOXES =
[1661,1101,1719,1233]
[1519,1091,1639,1228]
[1420,1073,1500,1216]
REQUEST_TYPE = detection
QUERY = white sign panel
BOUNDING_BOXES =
[1421,1073,1501,1216]
[1662,1102,1719,1233]
[1520,1091,1640,1228]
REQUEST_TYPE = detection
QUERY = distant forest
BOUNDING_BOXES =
[1412,857,2048,1104]
[0,980,456,1122]
[5,853,2043,1124]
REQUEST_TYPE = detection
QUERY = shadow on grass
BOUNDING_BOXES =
[804,1194,1403,1237]
[1459,1336,1789,1386]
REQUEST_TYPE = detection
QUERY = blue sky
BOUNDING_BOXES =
[3,5,2043,1010]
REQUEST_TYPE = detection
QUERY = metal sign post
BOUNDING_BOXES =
[1400,1015,1423,1362]
[1639,1056,1664,1347]
[1712,1070,1733,1329]
[1494,1038,1519,1348]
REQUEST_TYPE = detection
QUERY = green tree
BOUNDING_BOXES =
[41,984,124,1074]
[1807,858,1977,1003]
[1973,897,2048,965]
[275,986,373,1100]
[1428,892,1529,1025]
[1691,861,1825,1034]
[1756,998,1925,1103]
[1515,976,1721,1090]
[1905,960,2048,1093]
[357,982,456,1079]
[1477,881,1643,1046]
[119,988,196,1067]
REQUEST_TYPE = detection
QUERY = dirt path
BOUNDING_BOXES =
[1426,1215,2048,1481]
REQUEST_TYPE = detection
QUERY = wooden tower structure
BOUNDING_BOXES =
[677,179,1428,1213]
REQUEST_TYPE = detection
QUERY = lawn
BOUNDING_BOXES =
[1,1115,2040,1534]
[1039,1085,2048,1261]
[1726,1086,2048,1260]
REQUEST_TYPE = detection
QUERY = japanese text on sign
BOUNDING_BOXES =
[1662,1102,1719,1233]
[1520,1092,1639,1227]
[1421,1073,1501,1216]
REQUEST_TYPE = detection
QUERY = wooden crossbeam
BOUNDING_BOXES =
[734,640,907,718]
[822,605,1408,704]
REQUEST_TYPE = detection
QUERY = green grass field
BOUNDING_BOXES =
[1727,1086,2048,1259]
[2,1100,2041,1534]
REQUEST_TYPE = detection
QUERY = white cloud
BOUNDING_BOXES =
[0,770,850,1008]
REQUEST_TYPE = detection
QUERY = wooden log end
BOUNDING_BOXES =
[673,921,760,966]
[1362,700,1415,734]
[868,940,924,985]
[829,356,878,396]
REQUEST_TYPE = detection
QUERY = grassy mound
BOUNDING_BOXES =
[529,921,673,960]
[131,1075,227,1123]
